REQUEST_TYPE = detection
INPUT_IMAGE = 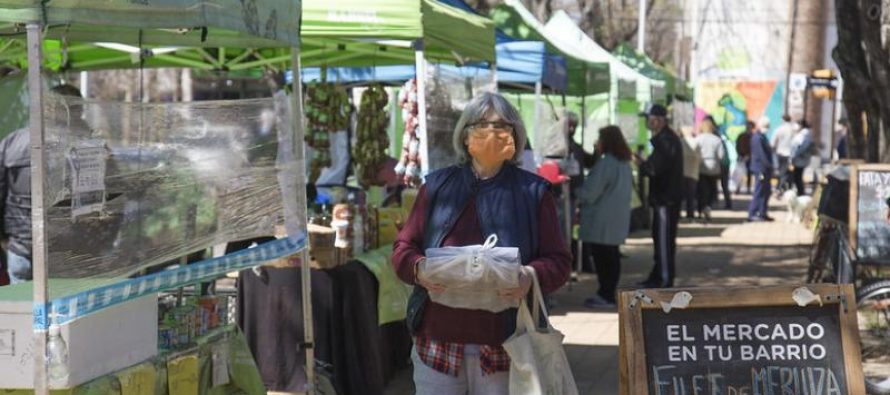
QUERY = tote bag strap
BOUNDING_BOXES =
[527,268,553,331]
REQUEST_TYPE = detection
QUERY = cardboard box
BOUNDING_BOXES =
[0,279,158,389]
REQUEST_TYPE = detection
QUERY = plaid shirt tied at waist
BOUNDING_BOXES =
[413,336,511,377]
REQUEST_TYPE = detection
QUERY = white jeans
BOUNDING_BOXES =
[411,345,509,395]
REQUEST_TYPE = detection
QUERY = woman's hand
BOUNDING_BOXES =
[415,258,446,293]
[498,266,534,301]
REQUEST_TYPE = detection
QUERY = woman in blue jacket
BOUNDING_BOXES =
[578,126,634,307]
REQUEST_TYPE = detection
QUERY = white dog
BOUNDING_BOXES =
[781,189,812,224]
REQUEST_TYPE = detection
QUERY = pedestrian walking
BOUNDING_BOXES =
[695,120,725,222]
[791,120,817,196]
[734,121,754,194]
[770,114,796,194]
[835,118,848,160]
[634,104,683,289]
[680,128,701,220]
[392,92,571,395]
[703,116,733,209]
[747,116,774,222]
[578,126,633,307]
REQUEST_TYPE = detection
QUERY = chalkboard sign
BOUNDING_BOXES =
[619,285,864,395]
[850,164,890,264]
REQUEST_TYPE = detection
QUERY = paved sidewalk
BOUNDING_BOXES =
[549,194,813,395]
[384,194,814,395]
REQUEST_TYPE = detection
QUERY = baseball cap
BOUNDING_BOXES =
[639,103,668,117]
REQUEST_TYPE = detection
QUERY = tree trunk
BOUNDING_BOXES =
[789,0,827,145]
[834,0,890,162]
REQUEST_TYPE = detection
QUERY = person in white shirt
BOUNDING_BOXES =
[694,120,725,222]
[770,114,796,194]
[790,120,816,196]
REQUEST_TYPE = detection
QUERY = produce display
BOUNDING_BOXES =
[353,85,390,188]
[394,79,422,187]
[305,82,350,183]
[157,295,231,351]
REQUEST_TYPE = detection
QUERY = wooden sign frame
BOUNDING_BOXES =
[849,163,890,255]
[618,284,864,395]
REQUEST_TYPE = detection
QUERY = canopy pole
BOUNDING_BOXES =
[26,23,50,395]
[414,41,430,176]
[292,47,315,395]
[490,62,498,93]
[533,82,542,164]
[637,0,647,53]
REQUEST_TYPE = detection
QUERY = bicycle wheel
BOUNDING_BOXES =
[858,280,890,395]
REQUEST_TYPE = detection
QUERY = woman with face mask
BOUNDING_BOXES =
[392,92,572,394]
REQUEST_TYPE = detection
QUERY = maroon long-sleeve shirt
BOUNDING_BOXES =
[392,185,572,345]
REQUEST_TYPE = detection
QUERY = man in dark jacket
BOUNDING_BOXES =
[1,84,83,283]
[747,116,775,222]
[634,104,684,288]
[735,122,754,194]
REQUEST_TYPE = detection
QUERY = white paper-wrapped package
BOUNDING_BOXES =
[421,235,522,312]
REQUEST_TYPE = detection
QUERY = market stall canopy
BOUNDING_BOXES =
[436,0,567,91]
[0,0,300,48]
[544,11,663,93]
[298,40,567,92]
[300,0,496,66]
[612,42,692,98]
[0,0,302,71]
[489,0,609,95]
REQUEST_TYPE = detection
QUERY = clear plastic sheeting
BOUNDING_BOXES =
[424,62,496,172]
[41,91,306,281]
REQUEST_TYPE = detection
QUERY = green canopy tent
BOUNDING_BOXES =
[612,42,693,101]
[490,0,608,97]
[301,0,496,66]
[0,2,312,393]
[301,0,497,175]
[488,0,610,147]
[544,11,666,149]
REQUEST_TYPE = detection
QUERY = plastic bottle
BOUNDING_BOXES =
[47,324,70,385]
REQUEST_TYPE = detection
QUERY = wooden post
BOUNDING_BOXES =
[26,22,50,395]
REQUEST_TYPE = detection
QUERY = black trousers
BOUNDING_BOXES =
[793,166,806,196]
[585,243,621,302]
[684,177,698,218]
[697,175,719,213]
[719,164,732,208]
[776,155,792,192]
[647,205,681,287]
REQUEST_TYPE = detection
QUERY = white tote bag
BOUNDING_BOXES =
[502,270,578,395]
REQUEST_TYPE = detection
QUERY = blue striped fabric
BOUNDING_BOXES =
[32,235,307,329]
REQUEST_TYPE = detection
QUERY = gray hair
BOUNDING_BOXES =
[452,92,527,165]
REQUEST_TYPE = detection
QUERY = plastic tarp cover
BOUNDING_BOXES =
[0,0,300,48]
[40,92,306,283]
[423,60,495,172]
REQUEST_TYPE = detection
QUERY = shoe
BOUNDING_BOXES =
[746,217,763,222]
[584,295,617,308]
[760,216,775,222]
[703,207,712,222]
